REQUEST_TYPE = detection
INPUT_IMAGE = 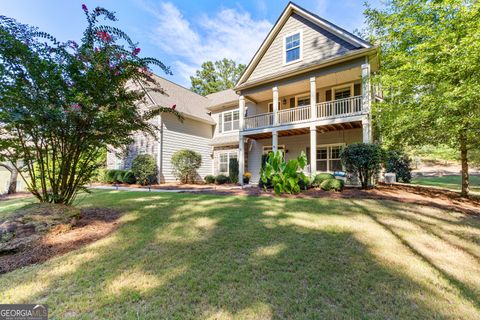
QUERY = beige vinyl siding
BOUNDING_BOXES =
[247,128,362,183]
[213,148,239,176]
[161,113,213,183]
[248,13,357,83]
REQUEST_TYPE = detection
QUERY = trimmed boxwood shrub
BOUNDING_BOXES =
[123,170,136,184]
[171,149,202,184]
[204,175,216,184]
[215,174,230,185]
[114,170,126,183]
[105,169,117,183]
[320,178,345,191]
[340,143,383,189]
[131,154,158,185]
[312,173,335,187]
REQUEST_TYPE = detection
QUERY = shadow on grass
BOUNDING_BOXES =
[352,199,480,311]
[0,191,479,319]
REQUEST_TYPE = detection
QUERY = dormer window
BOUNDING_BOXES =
[284,31,302,64]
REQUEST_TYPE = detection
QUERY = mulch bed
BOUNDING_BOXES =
[0,206,121,274]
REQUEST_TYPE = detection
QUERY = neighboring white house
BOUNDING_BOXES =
[108,2,379,184]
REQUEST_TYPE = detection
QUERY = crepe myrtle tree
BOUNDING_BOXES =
[0,5,182,205]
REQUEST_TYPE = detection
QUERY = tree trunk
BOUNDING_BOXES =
[460,132,469,197]
[7,168,18,194]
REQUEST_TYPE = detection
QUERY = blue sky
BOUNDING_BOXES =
[2,0,379,87]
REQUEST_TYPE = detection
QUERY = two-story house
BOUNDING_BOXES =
[107,2,378,185]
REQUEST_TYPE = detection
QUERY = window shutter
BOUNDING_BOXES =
[289,98,295,108]
[326,90,332,101]
[306,147,310,164]
[354,83,361,96]
[218,114,223,133]
[316,92,319,103]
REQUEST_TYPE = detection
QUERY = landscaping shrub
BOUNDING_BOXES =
[204,175,216,184]
[91,168,106,183]
[260,151,308,195]
[105,169,120,183]
[114,170,126,183]
[215,174,230,185]
[171,149,202,184]
[320,178,345,191]
[340,143,383,189]
[384,150,412,183]
[131,154,158,185]
[312,173,335,187]
[229,158,239,183]
[123,170,136,184]
[298,175,312,190]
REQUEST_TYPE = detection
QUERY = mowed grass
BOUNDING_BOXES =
[1,190,479,319]
[412,175,480,195]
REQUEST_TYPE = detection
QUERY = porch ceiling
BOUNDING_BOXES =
[245,121,362,140]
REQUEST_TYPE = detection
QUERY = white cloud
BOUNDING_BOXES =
[147,2,272,84]
[314,0,329,16]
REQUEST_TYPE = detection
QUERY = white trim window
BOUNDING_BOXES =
[308,144,345,172]
[284,31,302,64]
[218,151,237,174]
[263,145,286,155]
[218,110,239,133]
[296,95,310,107]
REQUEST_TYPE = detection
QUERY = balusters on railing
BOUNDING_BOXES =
[243,96,363,130]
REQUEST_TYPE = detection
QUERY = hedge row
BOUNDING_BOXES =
[104,169,136,184]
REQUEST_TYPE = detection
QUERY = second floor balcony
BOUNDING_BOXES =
[243,95,364,130]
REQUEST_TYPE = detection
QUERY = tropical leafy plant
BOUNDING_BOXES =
[260,151,308,195]
[0,5,181,205]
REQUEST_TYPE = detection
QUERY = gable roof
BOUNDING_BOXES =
[143,74,215,124]
[235,1,373,88]
[206,89,238,110]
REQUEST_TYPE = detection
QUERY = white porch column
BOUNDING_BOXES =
[239,95,245,131]
[361,62,371,113]
[239,134,245,186]
[309,125,317,176]
[272,86,279,125]
[272,131,278,152]
[362,116,371,144]
[362,61,372,144]
[310,77,316,120]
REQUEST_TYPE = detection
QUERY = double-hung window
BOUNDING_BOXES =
[219,151,237,174]
[307,144,344,172]
[296,95,310,107]
[219,110,239,133]
[285,32,301,64]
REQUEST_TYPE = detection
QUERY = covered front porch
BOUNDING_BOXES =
[241,122,365,184]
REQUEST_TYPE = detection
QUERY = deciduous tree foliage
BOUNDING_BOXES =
[190,59,246,95]
[365,0,480,196]
[0,5,181,204]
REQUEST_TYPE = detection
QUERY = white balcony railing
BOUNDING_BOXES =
[243,95,364,130]
[278,105,311,124]
[244,112,274,130]
[316,95,363,119]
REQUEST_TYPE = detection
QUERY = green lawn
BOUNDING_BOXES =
[1,190,479,319]
[412,175,480,194]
